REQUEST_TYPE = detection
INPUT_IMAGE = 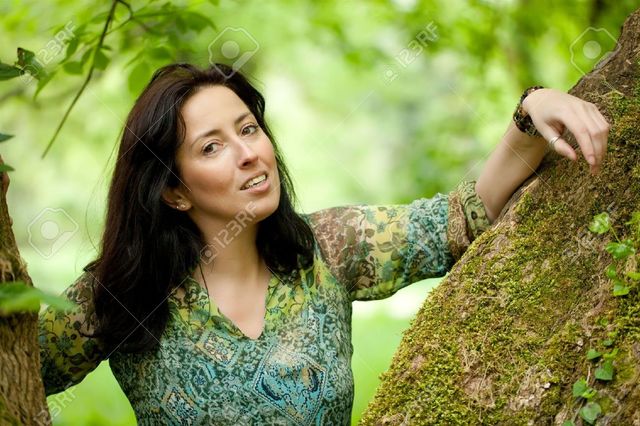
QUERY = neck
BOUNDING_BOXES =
[195,221,266,288]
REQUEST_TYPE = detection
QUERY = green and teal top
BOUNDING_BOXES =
[39,181,491,425]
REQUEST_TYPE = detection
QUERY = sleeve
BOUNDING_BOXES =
[38,270,107,395]
[303,180,492,301]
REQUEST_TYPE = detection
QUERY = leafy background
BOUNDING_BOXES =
[0,0,637,423]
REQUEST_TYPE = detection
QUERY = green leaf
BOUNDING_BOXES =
[562,421,575,426]
[602,338,614,347]
[0,133,14,143]
[94,48,109,70]
[80,48,92,66]
[34,70,56,99]
[0,63,23,80]
[603,348,619,360]
[582,388,597,399]
[66,36,80,59]
[63,61,84,75]
[572,378,587,397]
[148,47,172,60]
[580,402,602,424]
[626,271,640,281]
[17,47,46,82]
[586,349,602,360]
[128,61,152,95]
[588,212,610,234]
[0,164,15,173]
[612,280,630,297]
[0,281,75,315]
[595,360,614,381]
[605,264,618,280]
[625,211,640,227]
[605,241,635,259]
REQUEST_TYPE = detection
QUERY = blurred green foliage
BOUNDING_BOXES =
[0,0,636,423]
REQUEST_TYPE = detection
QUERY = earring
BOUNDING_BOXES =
[177,203,186,210]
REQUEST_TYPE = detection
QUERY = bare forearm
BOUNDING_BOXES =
[475,121,547,223]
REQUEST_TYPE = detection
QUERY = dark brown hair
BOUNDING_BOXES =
[85,63,315,354]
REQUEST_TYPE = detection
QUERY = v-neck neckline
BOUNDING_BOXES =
[183,268,281,341]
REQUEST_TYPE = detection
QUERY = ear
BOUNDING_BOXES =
[161,185,191,211]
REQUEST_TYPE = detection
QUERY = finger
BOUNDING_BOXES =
[563,109,598,167]
[588,104,610,165]
[582,103,608,168]
[535,123,577,161]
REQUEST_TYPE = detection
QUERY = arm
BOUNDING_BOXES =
[475,88,610,223]
[39,271,106,395]
[304,181,491,301]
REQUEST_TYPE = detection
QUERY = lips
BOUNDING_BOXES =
[240,172,268,190]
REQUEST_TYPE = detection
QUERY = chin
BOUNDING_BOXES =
[252,198,280,223]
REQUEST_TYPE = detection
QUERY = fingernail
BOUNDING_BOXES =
[588,156,596,165]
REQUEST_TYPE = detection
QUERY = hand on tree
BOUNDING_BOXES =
[523,88,610,176]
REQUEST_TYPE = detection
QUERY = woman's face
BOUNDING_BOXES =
[165,85,281,227]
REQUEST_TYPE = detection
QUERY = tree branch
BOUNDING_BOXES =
[41,0,119,158]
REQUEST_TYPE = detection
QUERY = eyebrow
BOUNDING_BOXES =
[190,112,253,147]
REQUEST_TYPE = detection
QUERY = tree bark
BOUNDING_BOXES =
[361,8,640,426]
[0,166,51,423]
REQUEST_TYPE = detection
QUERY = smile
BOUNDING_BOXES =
[240,173,267,190]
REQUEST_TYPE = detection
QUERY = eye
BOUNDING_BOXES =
[241,124,259,136]
[202,142,221,155]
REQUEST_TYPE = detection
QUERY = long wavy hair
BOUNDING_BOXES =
[85,63,315,354]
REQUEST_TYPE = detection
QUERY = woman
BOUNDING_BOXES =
[38,63,609,424]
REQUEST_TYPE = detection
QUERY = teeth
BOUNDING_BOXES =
[242,174,266,189]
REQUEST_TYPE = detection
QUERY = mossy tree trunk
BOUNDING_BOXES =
[361,8,640,426]
[0,169,50,423]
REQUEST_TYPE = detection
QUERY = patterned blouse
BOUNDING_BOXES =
[39,180,491,425]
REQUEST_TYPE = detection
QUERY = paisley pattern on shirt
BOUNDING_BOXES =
[38,180,491,425]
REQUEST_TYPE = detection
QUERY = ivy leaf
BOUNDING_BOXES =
[603,348,618,360]
[582,388,597,399]
[605,264,618,280]
[605,240,635,259]
[595,360,614,381]
[561,421,575,426]
[0,164,15,173]
[626,271,640,281]
[586,349,602,361]
[625,211,640,226]
[0,133,14,143]
[0,281,75,315]
[0,63,23,80]
[602,338,614,347]
[625,211,640,234]
[572,378,587,397]
[580,402,602,424]
[588,212,610,234]
[612,280,630,297]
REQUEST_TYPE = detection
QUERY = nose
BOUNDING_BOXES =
[236,138,259,167]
